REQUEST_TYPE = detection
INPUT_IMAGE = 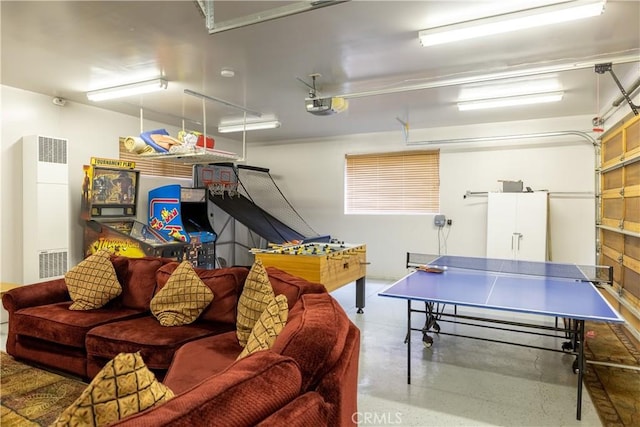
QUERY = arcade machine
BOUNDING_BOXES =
[193,163,367,312]
[148,184,217,268]
[82,158,187,259]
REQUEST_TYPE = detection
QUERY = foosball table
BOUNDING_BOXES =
[252,242,367,313]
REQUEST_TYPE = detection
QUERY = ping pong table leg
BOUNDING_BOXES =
[576,320,585,420]
[407,300,412,385]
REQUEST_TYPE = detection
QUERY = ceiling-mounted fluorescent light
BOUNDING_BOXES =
[201,0,349,34]
[457,91,564,111]
[419,0,606,47]
[218,118,281,133]
[86,78,168,101]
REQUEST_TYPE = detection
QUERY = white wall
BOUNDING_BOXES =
[1,85,604,284]
[0,85,238,285]
[246,115,599,279]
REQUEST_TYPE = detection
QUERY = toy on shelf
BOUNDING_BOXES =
[121,129,237,164]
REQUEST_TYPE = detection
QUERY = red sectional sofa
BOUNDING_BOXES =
[2,256,360,426]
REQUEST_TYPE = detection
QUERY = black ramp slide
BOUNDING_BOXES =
[210,193,305,244]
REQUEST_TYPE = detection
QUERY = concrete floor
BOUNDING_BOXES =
[332,279,603,427]
[0,278,603,426]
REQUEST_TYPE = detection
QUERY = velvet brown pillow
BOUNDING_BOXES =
[112,256,165,310]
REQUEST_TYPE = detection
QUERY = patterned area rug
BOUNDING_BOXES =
[0,352,87,426]
[583,322,640,427]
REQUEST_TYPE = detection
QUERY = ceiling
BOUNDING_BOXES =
[1,1,639,144]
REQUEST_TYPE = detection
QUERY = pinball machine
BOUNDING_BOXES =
[81,158,187,259]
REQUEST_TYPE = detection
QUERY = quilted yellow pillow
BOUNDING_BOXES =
[65,249,122,310]
[237,294,288,360]
[51,352,174,427]
[150,261,214,326]
[236,259,275,347]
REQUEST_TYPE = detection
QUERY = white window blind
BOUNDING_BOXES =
[345,150,440,214]
[118,139,192,179]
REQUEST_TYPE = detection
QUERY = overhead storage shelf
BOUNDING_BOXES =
[143,149,240,165]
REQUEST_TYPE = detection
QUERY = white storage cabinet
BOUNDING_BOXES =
[486,192,548,261]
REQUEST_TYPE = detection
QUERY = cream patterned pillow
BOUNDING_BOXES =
[52,352,174,427]
[236,259,275,347]
[150,261,214,326]
[237,294,288,360]
[65,249,122,310]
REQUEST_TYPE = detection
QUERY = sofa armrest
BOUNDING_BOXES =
[316,322,360,427]
[112,351,303,427]
[2,278,69,313]
[257,392,330,426]
[2,278,70,356]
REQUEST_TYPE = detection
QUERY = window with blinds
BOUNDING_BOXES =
[119,139,192,179]
[345,150,440,214]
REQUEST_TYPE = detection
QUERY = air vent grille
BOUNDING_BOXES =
[39,250,68,279]
[38,136,67,164]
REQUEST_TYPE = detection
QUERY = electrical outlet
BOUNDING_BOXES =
[447,219,452,226]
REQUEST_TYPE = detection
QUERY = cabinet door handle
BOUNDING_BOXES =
[513,233,522,250]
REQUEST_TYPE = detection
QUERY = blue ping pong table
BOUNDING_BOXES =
[378,254,624,421]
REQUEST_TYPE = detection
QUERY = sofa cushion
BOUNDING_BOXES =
[237,294,288,360]
[156,264,248,324]
[111,256,166,311]
[163,331,243,394]
[110,351,302,427]
[65,250,122,310]
[271,293,350,391]
[86,316,234,370]
[13,302,142,349]
[237,260,275,347]
[52,352,174,427]
[151,261,213,326]
[266,267,326,308]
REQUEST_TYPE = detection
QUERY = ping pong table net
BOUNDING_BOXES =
[406,253,613,284]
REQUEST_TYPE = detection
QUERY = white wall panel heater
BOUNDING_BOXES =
[23,135,70,283]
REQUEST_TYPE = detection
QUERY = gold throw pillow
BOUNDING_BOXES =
[150,261,214,326]
[64,249,122,310]
[237,294,289,360]
[236,259,275,347]
[51,352,174,427]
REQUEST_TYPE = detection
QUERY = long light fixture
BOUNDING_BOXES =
[457,91,564,111]
[419,0,606,47]
[218,117,281,133]
[202,0,349,34]
[86,78,168,101]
